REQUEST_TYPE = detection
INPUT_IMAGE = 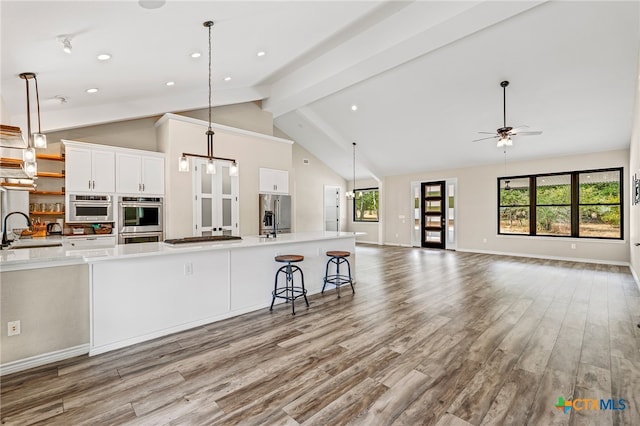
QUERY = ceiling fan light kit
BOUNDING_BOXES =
[473,80,542,147]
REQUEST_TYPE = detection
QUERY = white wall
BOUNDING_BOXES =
[291,142,347,232]
[629,49,640,281]
[384,149,630,264]
[156,115,292,238]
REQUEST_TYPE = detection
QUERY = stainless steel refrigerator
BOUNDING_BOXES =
[259,194,291,235]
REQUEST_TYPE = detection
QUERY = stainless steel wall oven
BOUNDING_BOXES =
[118,196,163,243]
[68,194,113,223]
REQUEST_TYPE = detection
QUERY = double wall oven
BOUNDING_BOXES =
[118,196,163,244]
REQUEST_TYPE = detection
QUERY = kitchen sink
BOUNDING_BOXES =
[164,235,242,245]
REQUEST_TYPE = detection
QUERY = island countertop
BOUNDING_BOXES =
[0,231,359,272]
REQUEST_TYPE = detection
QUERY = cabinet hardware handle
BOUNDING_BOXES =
[88,180,91,189]
[142,183,145,191]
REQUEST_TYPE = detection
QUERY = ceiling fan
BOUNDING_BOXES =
[473,80,542,147]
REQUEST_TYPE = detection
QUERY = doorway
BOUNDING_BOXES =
[421,181,446,249]
[193,159,239,237]
[324,185,341,232]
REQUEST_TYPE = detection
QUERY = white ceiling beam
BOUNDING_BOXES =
[263,0,547,118]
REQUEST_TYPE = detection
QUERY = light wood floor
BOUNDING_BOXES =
[1,245,639,425]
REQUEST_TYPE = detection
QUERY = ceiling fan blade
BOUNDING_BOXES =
[513,130,543,136]
[477,131,497,134]
[472,135,499,142]
[509,125,529,133]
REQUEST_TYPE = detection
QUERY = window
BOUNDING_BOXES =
[499,177,530,235]
[353,188,379,222]
[536,174,571,236]
[498,167,622,239]
[578,170,621,238]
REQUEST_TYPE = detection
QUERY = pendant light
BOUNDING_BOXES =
[178,20,238,175]
[346,142,356,199]
[19,72,47,178]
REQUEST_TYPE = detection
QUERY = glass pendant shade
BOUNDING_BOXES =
[206,158,216,174]
[229,162,238,176]
[24,161,37,178]
[23,147,36,162]
[178,155,189,172]
[33,132,47,148]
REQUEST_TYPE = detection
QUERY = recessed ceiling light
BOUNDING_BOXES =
[97,53,111,61]
[166,81,175,86]
[191,52,201,58]
[224,76,231,81]
[86,88,98,93]
[257,51,266,57]
[351,105,358,111]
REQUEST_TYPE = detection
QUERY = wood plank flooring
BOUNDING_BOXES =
[1,245,639,425]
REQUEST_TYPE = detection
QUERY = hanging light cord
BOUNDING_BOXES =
[34,75,42,133]
[204,20,214,158]
[352,142,356,195]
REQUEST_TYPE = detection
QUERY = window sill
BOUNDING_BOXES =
[496,234,626,244]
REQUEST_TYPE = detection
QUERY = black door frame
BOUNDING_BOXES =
[421,180,446,249]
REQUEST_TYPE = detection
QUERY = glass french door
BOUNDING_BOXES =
[193,159,239,236]
[421,181,446,249]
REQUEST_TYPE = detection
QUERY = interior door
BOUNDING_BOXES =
[421,181,446,249]
[324,185,340,231]
[194,159,239,237]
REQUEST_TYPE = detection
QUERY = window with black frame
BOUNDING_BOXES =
[498,177,530,235]
[353,188,379,222]
[497,167,622,239]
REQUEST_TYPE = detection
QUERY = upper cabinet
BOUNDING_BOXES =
[116,153,164,196]
[259,168,289,194]
[65,144,115,193]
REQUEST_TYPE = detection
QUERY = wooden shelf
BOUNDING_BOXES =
[30,211,64,215]
[0,182,35,190]
[0,157,22,166]
[36,153,65,161]
[32,190,65,195]
[36,172,65,178]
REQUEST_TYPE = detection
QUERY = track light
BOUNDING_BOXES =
[58,36,72,54]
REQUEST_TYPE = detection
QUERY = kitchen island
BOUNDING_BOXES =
[0,232,356,371]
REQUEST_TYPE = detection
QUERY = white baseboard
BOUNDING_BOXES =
[381,242,412,247]
[1,344,89,376]
[630,265,640,292]
[456,248,631,267]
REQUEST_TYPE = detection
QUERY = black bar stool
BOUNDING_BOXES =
[322,251,354,298]
[270,254,309,315]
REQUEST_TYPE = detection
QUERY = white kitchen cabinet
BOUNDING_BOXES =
[65,145,115,193]
[259,168,289,194]
[115,153,164,195]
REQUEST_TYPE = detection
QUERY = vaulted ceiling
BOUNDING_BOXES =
[2,1,639,181]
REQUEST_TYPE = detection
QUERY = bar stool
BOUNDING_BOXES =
[270,255,309,315]
[322,251,354,298]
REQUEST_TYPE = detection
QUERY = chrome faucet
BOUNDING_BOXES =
[2,211,31,248]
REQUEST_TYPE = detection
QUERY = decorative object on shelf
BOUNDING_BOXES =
[178,20,238,176]
[346,142,357,199]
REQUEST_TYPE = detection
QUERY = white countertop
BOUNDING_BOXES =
[0,232,358,272]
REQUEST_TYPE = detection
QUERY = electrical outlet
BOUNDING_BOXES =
[8,320,20,336]
[184,263,193,275]
[483,238,487,243]
[571,243,576,249]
